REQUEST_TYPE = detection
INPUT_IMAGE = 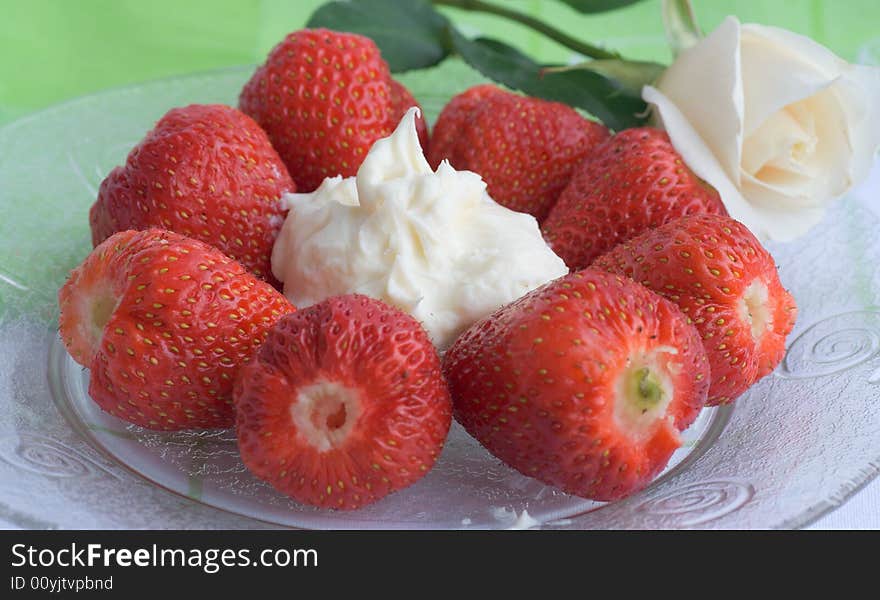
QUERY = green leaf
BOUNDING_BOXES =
[556,0,647,14]
[449,32,649,130]
[307,0,452,72]
[544,59,665,97]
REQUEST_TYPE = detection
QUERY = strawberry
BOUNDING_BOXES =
[542,127,727,270]
[58,229,294,430]
[443,269,709,502]
[427,84,501,171]
[389,78,429,153]
[593,214,797,405]
[235,294,452,510]
[240,28,403,192]
[90,104,295,284]
[428,85,609,222]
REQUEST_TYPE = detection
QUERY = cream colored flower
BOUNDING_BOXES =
[643,16,880,241]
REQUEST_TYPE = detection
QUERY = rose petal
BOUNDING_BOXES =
[647,18,880,244]
[740,25,842,136]
[653,15,744,185]
[835,64,880,187]
[742,88,851,208]
[642,85,767,239]
[745,23,880,189]
[741,107,817,177]
[744,23,850,78]
[743,201,827,242]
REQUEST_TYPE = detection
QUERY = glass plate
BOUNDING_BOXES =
[1,63,878,529]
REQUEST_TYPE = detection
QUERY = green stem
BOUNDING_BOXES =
[432,0,619,60]
[661,0,702,56]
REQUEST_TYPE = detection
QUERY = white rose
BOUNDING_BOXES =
[642,16,880,241]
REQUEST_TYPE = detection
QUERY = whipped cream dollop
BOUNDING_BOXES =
[271,107,568,348]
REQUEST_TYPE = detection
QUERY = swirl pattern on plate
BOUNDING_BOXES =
[0,433,116,479]
[781,311,880,379]
[636,480,755,527]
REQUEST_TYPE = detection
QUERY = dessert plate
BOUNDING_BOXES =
[1,62,879,529]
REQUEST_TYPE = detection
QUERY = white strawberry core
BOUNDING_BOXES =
[290,380,363,453]
[738,279,771,341]
[77,282,118,360]
[614,351,676,440]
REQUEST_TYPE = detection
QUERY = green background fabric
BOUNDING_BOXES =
[1,0,879,126]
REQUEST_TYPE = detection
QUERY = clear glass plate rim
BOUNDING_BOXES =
[46,331,737,529]
[0,62,456,136]
[0,65,255,140]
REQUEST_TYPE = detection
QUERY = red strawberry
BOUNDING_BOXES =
[427,84,501,171]
[593,214,797,405]
[443,269,709,502]
[428,85,609,222]
[235,294,452,510]
[240,28,402,192]
[58,229,294,430]
[389,78,429,153]
[90,104,295,284]
[542,127,727,270]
